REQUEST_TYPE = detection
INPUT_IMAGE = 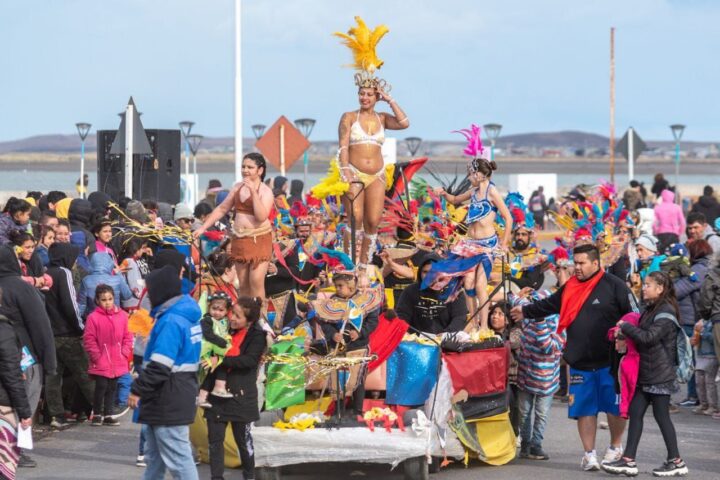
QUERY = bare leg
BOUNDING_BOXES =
[361,179,385,265]
[577,416,598,452]
[606,413,626,449]
[235,263,250,297]
[475,268,489,330]
[463,271,477,324]
[249,261,269,299]
[343,185,365,261]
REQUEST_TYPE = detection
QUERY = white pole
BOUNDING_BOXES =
[628,127,635,182]
[234,0,243,182]
[80,140,85,199]
[124,104,134,198]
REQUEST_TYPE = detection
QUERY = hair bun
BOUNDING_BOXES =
[489,161,498,171]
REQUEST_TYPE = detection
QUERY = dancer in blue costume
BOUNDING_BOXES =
[425,125,513,330]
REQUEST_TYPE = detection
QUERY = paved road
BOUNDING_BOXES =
[21,397,720,480]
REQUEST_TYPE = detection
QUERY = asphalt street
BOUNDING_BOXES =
[21,396,720,480]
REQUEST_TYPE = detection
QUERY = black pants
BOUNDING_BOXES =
[508,384,520,436]
[207,418,254,480]
[92,375,118,416]
[625,390,680,460]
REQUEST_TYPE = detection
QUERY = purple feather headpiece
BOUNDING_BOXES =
[452,124,490,171]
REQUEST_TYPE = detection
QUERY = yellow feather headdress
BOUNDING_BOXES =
[333,16,390,90]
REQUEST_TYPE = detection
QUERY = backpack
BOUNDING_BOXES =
[655,312,694,383]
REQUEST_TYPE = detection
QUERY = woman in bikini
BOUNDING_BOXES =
[332,16,409,284]
[428,125,513,330]
[194,153,274,299]
[337,82,408,282]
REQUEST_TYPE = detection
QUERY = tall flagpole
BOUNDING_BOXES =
[234,0,243,182]
[124,103,134,198]
[609,27,616,184]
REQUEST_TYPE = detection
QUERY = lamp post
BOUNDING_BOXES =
[75,122,91,199]
[294,118,316,190]
[251,124,266,140]
[405,136,422,158]
[179,121,194,205]
[251,124,266,153]
[187,134,204,206]
[483,123,503,161]
[670,124,685,190]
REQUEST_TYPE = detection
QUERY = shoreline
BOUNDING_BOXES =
[2,157,719,176]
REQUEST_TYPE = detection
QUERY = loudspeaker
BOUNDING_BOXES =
[97,129,181,204]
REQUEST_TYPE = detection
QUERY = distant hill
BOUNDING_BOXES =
[496,131,609,149]
[0,131,714,155]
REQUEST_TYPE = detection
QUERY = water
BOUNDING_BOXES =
[7,169,718,195]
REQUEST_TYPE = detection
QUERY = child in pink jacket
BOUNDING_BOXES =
[609,312,641,418]
[83,284,133,426]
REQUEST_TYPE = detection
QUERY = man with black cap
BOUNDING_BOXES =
[128,265,202,480]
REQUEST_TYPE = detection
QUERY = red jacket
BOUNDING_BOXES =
[83,306,133,378]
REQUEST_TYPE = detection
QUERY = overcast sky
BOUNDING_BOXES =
[1,0,718,142]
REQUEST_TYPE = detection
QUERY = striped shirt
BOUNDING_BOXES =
[516,315,565,396]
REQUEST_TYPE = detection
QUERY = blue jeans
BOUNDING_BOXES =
[517,389,554,449]
[143,425,198,480]
[115,372,132,405]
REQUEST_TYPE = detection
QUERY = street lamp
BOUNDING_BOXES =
[483,123,503,161]
[670,124,685,190]
[294,118,316,190]
[405,137,422,158]
[76,122,91,199]
[187,134,204,206]
[251,124,266,140]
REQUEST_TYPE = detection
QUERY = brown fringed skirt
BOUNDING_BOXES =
[230,224,273,266]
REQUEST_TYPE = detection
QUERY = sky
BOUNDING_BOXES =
[1,0,719,143]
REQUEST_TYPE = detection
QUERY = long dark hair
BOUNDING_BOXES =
[243,153,267,182]
[645,271,680,320]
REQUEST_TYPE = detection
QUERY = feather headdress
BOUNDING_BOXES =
[334,17,390,89]
[452,124,491,173]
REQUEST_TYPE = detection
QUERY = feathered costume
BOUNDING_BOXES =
[313,17,396,203]
[547,182,634,270]
[421,125,499,301]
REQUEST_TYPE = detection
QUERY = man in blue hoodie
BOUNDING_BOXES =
[128,265,202,480]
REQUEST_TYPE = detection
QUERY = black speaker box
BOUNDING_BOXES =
[96,129,181,204]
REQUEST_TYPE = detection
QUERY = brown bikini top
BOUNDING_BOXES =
[234,188,255,215]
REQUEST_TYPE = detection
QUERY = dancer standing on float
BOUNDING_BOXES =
[428,125,513,330]
[334,17,409,285]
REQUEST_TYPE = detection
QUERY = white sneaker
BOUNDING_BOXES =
[582,451,601,471]
[602,446,624,465]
